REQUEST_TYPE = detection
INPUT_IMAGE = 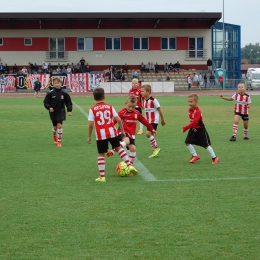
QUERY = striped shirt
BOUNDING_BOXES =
[88,102,118,140]
[232,93,251,115]
[143,96,160,124]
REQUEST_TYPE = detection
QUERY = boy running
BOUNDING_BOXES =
[141,84,166,158]
[220,83,251,141]
[181,93,219,164]
[87,88,138,182]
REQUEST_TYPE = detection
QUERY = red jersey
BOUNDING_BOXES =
[232,92,251,115]
[88,102,118,140]
[143,96,161,124]
[129,87,142,108]
[116,108,154,139]
[182,106,204,132]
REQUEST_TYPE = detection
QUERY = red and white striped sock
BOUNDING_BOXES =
[148,136,158,149]
[129,152,136,165]
[232,124,238,136]
[97,156,105,177]
[243,128,248,137]
[57,128,63,143]
[117,148,131,166]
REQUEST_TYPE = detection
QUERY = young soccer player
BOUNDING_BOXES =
[43,77,72,147]
[141,84,166,158]
[129,78,143,134]
[33,78,41,98]
[181,93,219,164]
[87,88,138,182]
[106,95,157,165]
[220,83,251,141]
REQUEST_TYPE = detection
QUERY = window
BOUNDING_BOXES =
[134,38,148,50]
[24,38,32,46]
[161,38,176,50]
[106,38,120,50]
[77,38,93,51]
[189,37,204,58]
[0,38,3,46]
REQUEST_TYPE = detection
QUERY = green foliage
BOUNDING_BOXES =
[242,43,260,64]
[0,95,260,259]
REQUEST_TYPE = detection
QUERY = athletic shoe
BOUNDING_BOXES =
[57,142,62,147]
[243,137,250,140]
[95,176,106,182]
[137,130,143,135]
[148,148,161,158]
[106,151,114,157]
[212,157,219,164]
[129,165,138,176]
[53,136,57,144]
[230,135,236,141]
[189,155,200,163]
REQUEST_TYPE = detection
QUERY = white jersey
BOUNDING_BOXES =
[143,96,160,124]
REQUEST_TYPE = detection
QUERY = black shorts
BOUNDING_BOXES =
[185,127,211,147]
[96,136,120,154]
[52,120,63,126]
[119,133,135,146]
[147,123,157,132]
[135,107,142,114]
[235,112,249,121]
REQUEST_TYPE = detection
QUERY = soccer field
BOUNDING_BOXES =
[0,94,260,259]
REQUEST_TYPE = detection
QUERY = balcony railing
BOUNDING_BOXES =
[185,49,208,60]
[45,51,68,61]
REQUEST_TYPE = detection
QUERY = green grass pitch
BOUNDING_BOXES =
[0,94,260,259]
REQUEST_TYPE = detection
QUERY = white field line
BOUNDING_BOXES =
[73,101,157,181]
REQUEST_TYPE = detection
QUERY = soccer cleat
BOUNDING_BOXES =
[148,148,161,158]
[243,137,250,140]
[128,165,138,176]
[53,136,58,144]
[189,155,200,164]
[137,130,143,135]
[230,135,236,141]
[212,157,219,164]
[57,142,62,147]
[106,151,114,157]
[95,176,106,182]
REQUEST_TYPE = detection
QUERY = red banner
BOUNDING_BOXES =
[0,75,16,92]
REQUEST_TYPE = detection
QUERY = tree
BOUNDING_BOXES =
[241,43,260,64]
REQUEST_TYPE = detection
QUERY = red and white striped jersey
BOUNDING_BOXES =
[88,102,118,140]
[143,96,161,124]
[232,93,251,115]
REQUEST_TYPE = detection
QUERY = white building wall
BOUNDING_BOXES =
[0,29,212,66]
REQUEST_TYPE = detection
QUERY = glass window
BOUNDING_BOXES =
[0,38,3,46]
[161,38,176,50]
[24,38,32,46]
[189,37,204,58]
[134,38,148,50]
[77,38,93,51]
[106,38,120,50]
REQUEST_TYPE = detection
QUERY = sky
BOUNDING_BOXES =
[2,0,259,47]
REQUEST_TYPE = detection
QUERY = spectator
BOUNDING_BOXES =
[164,63,169,73]
[132,70,138,79]
[192,73,199,88]
[4,63,10,74]
[42,61,48,73]
[165,73,170,81]
[28,62,34,74]
[154,62,159,73]
[56,65,62,74]
[168,63,174,71]
[157,76,162,82]
[76,63,80,73]
[34,63,39,73]
[145,62,151,72]
[207,58,213,73]
[187,74,192,90]
[21,67,28,74]
[140,62,146,73]
[173,61,181,73]
[66,65,72,74]
[209,72,215,89]
[115,69,122,80]
[219,75,223,89]
[79,57,86,72]
[47,63,52,74]
[0,63,5,74]
[121,63,128,73]
[121,73,125,81]
[198,73,204,90]
[61,65,67,75]
[85,65,91,73]
[12,64,18,74]
[150,62,155,72]
[204,73,208,88]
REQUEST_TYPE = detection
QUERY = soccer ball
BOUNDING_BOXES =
[116,161,130,177]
